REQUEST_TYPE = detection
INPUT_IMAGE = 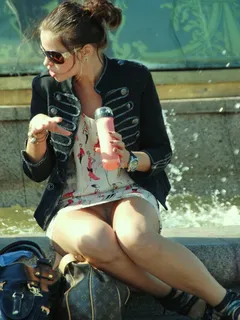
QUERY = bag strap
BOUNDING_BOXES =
[0,240,46,260]
[58,253,77,274]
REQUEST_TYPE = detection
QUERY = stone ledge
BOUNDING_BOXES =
[1,70,239,90]
[0,228,239,319]
[0,97,240,121]
[1,227,239,288]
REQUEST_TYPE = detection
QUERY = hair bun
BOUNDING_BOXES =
[84,0,122,29]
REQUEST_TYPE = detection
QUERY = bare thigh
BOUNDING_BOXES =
[50,202,118,262]
[112,197,161,251]
[113,197,160,233]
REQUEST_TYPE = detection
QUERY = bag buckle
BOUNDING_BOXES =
[12,292,24,315]
[27,283,43,297]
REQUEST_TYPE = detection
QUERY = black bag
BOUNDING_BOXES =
[57,254,130,320]
[0,240,63,319]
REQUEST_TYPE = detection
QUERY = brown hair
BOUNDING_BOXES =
[39,0,122,52]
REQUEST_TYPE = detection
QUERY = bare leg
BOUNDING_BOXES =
[50,205,171,297]
[112,197,226,307]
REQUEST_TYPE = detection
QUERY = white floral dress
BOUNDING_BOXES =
[46,114,160,238]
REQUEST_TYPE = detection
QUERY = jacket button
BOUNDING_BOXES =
[132,118,139,125]
[126,102,131,109]
[50,107,57,115]
[121,88,129,96]
[136,132,140,138]
[47,183,54,191]
[55,94,61,101]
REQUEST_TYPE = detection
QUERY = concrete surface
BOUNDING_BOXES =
[0,226,239,319]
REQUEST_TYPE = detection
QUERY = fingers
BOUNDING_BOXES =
[111,140,125,151]
[111,140,125,164]
[109,131,124,149]
[45,118,71,136]
[54,124,72,136]
[53,116,63,123]
[95,131,128,168]
[109,131,121,140]
[109,131,125,158]
[94,147,101,153]
[29,115,71,136]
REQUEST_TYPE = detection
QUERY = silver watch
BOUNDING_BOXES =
[127,152,139,172]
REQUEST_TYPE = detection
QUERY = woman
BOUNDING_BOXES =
[22,1,240,319]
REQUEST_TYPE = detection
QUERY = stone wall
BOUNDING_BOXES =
[0,96,239,207]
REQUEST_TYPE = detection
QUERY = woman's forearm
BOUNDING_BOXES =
[125,151,151,172]
[133,151,151,172]
[25,138,48,164]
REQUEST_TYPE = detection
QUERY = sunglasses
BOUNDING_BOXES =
[40,44,82,65]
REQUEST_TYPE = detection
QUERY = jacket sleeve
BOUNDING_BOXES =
[137,69,172,178]
[21,76,56,182]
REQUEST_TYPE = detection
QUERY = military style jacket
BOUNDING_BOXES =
[22,56,172,230]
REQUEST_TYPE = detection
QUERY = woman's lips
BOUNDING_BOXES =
[49,70,56,77]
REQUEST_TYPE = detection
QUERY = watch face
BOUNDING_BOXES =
[129,156,138,171]
[131,159,138,168]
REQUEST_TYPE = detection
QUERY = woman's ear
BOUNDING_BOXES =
[82,44,93,59]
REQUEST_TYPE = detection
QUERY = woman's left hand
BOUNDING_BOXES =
[95,131,130,168]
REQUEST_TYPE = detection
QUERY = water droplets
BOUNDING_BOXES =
[193,133,198,141]
[234,149,239,155]
[221,189,227,196]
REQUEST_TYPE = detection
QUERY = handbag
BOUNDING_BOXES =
[57,254,130,320]
[0,240,63,319]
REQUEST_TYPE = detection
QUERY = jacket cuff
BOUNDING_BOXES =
[21,150,48,169]
[141,149,172,177]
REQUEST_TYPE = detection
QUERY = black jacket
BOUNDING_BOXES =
[22,55,172,230]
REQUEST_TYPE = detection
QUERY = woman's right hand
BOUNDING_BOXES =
[28,114,72,137]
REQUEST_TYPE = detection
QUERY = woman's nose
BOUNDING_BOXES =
[43,57,53,67]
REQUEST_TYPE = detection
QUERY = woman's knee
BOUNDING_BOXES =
[113,198,161,254]
[75,222,120,265]
[115,222,162,256]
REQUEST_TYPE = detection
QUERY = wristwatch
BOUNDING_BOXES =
[127,151,139,172]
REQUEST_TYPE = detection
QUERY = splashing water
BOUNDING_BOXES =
[161,110,240,229]
[162,194,240,229]
[0,206,42,235]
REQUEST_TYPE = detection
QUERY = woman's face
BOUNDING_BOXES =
[40,30,82,82]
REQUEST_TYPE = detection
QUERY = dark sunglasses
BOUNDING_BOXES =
[40,45,81,64]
